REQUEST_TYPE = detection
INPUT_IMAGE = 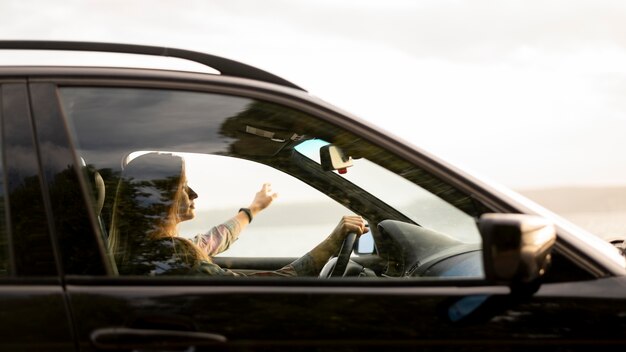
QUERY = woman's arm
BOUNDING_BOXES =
[243,216,368,277]
[235,183,277,229]
[293,215,369,275]
[195,183,277,256]
[196,215,367,277]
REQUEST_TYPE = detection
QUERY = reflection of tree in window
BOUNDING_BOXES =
[219,101,343,157]
[109,167,198,276]
[219,100,487,221]
[49,166,106,275]
[7,174,54,276]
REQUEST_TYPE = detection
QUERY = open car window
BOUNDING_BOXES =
[176,153,354,258]
[59,86,489,279]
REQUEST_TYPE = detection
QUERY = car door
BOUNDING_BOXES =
[0,82,75,351]
[27,74,626,351]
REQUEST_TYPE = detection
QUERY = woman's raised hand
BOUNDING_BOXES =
[249,183,278,217]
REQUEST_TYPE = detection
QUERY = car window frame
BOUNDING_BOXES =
[53,80,490,283]
[25,68,615,283]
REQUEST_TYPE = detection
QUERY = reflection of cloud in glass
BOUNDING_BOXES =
[60,87,247,169]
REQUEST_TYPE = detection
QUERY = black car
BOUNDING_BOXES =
[0,41,625,351]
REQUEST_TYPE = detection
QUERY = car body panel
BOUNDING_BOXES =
[0,284,75,351]
[64,277,626,350]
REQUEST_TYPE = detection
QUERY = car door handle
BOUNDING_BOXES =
[90,327,227,350]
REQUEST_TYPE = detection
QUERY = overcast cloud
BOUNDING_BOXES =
[2,0,626,189]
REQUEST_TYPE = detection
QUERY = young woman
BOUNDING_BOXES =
[108,152,368,277]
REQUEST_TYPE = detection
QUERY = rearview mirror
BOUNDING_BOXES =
[320,145,353,173]
[479,213,556,288]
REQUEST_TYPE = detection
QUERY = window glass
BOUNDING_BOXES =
[60,87,486,279]
[296,140,480,243]
[2,83,57,277]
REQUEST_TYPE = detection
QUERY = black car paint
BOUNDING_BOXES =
[65,277,626,350]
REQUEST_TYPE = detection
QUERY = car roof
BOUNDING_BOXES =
[0,40,306,91]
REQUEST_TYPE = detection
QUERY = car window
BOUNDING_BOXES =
[296,140,481,243]
[2,83,59,277]
[59,86,488,279]
[176,153,354,257]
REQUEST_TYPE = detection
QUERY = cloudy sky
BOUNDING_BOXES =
[2,0,626,190]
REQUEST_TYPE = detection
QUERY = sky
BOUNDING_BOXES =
[2,0,626,190]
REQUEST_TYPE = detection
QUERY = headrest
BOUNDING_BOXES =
[94,171,105,216]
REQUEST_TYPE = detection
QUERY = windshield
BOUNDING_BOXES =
[295,139,481,244]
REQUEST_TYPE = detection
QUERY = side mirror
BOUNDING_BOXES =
[320,145,353,173]
[354,232,375,255]
[479,213,556,287]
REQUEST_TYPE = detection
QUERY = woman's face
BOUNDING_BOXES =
[178,178,198,222]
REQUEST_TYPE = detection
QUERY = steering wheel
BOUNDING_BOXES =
[319,232,357,278]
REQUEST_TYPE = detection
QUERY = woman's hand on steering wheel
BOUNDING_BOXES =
[329,215,369,241]
[319,215,369,278]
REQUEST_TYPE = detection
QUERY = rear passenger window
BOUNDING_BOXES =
[2,83,58,277]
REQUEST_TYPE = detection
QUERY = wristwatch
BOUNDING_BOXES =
[239,207,253,223]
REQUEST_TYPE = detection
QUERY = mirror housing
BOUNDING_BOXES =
[320,145,353,173]
[479,213,556,287]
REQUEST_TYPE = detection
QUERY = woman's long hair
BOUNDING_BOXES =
[109,152,208,274]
